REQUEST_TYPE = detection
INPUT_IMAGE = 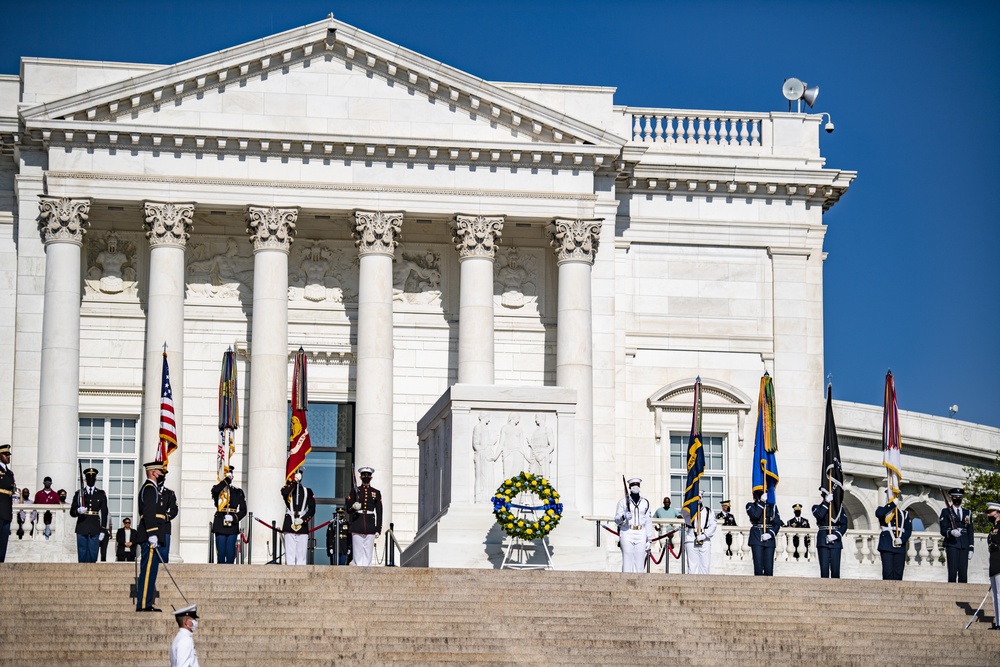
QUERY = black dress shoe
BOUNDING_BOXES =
[137,607,162,612]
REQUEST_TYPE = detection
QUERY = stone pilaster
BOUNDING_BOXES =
[35,197,90,492]
[245,206,297,558]
[353,210,403,528]
[548,217,602,515]
[452,215,504,384]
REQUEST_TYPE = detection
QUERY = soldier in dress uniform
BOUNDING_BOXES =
[682,501,717,574]
[939,487,974,582]
[210,465,247,564]
[70,467,109,563]
[812,488,848,578]
[785,503,811,559]
[0,444,15,562]
[135,461,168,612]
[985,502,1000,631]
[326,506,352,565]
[158,469,179,562]
[280,468,315,565]
[716,499,737,556]
[170,603,200,667]
[346,466,382,566]
[746,489,782,576]
[614,477,653,573]
[875,491,912,581]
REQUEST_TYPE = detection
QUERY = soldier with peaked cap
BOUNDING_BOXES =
[346,466,382,566]
[939,487,974,582]
[746,489,782,576]
[0,444,14,562]
[812,488,848,578]
[158,468,179,561]
[280,467,315,565]
[682,500,717,574]
[170,604,200,667]
[211,465,247,564]
[135,461,168,611]
[875,491,912,580]
[614,477,653,573]
[785,503,811,560]
[716,499,737,556]
[326,506,352,565]
[69,467,109,563]
[985,502,1000,630]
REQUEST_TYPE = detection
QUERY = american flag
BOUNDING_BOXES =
[156,351,178,465]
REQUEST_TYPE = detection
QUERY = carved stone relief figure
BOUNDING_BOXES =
[392,246,442,306]
[528,413,555,479]
[288,241,348,303]
[494,413,528,479]
[471,413,495,503]
[186,237,255,300]
[85,232,137,295]
[493,246,540,313]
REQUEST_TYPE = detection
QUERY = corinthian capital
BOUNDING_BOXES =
[143,201,195,248]
[451,214,504,260]
[547,217,603,265]
[246,206,298,252]
[353,210,403,256]
[37,196,91,245]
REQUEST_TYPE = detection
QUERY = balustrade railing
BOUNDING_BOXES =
[625,109,767,147]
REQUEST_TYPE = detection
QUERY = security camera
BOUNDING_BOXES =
[824,121,835,133]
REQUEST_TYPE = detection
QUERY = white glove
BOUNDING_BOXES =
[225,514,233,522]
[624,511,633,522]
[99,533,106,542]
[824,494,833,503]
[949,529,961,538]
[352,502,361,511]
[645,543,652,554]
[79,506,88,514]
[826,534,839,543]
[968,551,974,561]
[148,536,158,547]
[761,533,772,542]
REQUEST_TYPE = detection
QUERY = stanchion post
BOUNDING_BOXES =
[385,523,395,566]
[272,520,280,565]
[596,519,601,547]
[208,523,214,564]
[247,512,253,565]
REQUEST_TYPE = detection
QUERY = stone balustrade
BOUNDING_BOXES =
[627,109,766,147]
[4,504,78,562]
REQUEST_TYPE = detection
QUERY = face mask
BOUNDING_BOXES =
[44,482,51,488]
[629,485,640,494]
[190,619,199,631]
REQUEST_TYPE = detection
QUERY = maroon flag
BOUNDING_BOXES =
[286,348,311,482]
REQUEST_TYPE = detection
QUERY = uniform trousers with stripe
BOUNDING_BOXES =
[352,533,376,566]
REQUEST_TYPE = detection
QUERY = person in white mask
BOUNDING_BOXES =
[614,477,653,573]
[170,604,200,667]
[280,468,315,566]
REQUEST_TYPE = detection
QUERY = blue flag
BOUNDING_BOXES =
[683,377,705,517]
[752,373,779,504]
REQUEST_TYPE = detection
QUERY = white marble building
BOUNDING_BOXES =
[0,16,996,568]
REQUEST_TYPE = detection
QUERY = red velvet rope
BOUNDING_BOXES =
[253,517,332,535]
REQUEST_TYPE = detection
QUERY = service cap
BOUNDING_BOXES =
[0,444,11,455]
[83,467,98,476]
[948,487,964,498]
[173,604,199,620]
[358,466,375,475]
[626,477,641,486]
[142,461,166,472]
[792,503,803,510]
[985,502,1000,512]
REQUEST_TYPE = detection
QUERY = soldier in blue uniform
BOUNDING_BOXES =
[716,500,737,556]
[0,444,15,562]
[326,506,352,565]
[939,487,974,583]
[69,467,109,563]
[158,469,179,561]
[346,466,382,566]
[812,489,848,578]
[746,489,781,576]
[211,465,247,564]
[785,503,811,559]
[135,461,169,611]
[875,493,912,580]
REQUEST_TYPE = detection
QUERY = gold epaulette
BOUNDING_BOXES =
[0,488,12,496]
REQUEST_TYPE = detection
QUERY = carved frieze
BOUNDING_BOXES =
[246,206,298,252]
[37,196,91,245]
[288,240,358,304]
[85,231,138,296]
[353,210,402,256]
[493,246,539,311]
[186,237,255,300]
[393,244,443,307]
[547,217,602,265]
[143,201,194,248]
[451,214,503,260]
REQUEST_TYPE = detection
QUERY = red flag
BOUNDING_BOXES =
[156,351,177,466]
[286,348,311,482]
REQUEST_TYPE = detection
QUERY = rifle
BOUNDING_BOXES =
[940,488,958,531]
[621,475,630,525]
[78,461,86,514]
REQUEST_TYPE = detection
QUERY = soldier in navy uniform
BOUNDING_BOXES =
[346,466,382,566]
[785,503,811,559]
[211,465,247,564]
[746,489,781,576]
[280,468,315,565]
[70,467,109,563]
[135,461,169,611]
[716,500,737,556]
[326,506,352,565]
[0,444,15,562]
[939,487,974,583]
[875,492,913,581]
[812,489,848,578]
[158,469,179,562]
[985,502,1000,630]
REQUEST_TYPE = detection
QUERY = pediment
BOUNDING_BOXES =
[647,378,752,414]
[21,17,624,159]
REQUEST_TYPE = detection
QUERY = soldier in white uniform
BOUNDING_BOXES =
[614,477,653,573]
[170,604,200,667]
[682,502,717,574]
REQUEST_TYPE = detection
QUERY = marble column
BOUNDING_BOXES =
[353,210,402,528]
[245,206,297,556]
[548,217,602,515]
[142,202,193,560]
[451,215,503,384]
[35,197,90,491]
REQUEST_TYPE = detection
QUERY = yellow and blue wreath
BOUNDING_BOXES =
[492,471,563,540]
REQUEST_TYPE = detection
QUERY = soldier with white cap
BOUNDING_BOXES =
[682,500,717,574]
[280,468,315,566]
[346,466,382,566]
[170,604,200,667]
[614,477,653,573]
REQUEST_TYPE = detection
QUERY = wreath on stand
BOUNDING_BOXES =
[492,471,563,540]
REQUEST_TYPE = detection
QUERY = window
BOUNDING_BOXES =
[669,433,726,512]
[289,402,355,526]
[78,417,140,529]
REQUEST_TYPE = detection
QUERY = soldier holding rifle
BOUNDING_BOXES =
[939,487,974,583]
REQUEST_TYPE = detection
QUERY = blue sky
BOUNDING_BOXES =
[4,1,998,428]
